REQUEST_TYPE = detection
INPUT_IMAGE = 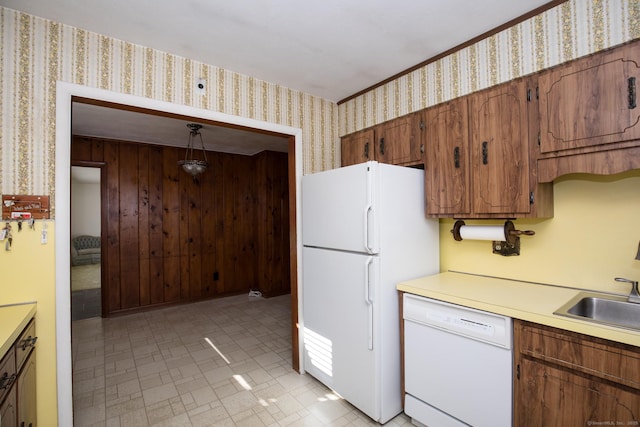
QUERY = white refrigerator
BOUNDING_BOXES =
[301,161,439,423]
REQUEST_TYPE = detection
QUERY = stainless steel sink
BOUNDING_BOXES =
[554,292,640,332]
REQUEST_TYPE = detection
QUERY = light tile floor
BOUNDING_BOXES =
[72,294,413,426]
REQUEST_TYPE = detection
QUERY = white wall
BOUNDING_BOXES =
[71,172,101,237]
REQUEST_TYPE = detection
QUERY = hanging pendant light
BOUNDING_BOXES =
[179,123,209,177]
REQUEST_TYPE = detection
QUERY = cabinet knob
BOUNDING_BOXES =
[379,138,385,155]
[364,142,369,159]
[454,146,460,168]
[628,77,636,109]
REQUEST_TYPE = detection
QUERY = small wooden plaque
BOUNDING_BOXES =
[2,194,50,220]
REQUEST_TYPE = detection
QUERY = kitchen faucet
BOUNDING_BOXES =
[615,277,640,303]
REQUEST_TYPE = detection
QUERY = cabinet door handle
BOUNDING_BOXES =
[364,142,369,159]
[20,335,38,350]
[482,141,489,165]
[379,138,385,155]
[628,77,636,109]
[0,372,17,389]
[454,146,460,168]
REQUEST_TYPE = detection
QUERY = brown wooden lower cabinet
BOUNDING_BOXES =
[17,354,36,427]
[0,386,17,427]
[0,318,37,427]
[514,319,640,426]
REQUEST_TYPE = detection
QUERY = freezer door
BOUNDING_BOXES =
[302,161,379,254]
[302,246,380,420]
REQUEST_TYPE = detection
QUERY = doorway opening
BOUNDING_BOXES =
[70,165,104,320]
[55,82,304,426]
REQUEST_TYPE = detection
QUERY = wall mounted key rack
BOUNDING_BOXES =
[1,195,50,251]
[2,195,50,220]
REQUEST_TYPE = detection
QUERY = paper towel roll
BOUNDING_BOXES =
[458,225,507,241]
[451,220,534,247]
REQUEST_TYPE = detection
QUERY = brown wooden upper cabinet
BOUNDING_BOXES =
[376,115,423,165]
[421,97,470,216]
[341,128,375,166]
[539,41,640,154]
[469,79,533,216]
[537,40,640,182]
[423,78,552,218]
[341,116,423,167]
[342,41,640,218]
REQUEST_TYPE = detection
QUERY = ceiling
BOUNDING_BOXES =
[2,0,557,153]
[72,102,291,155]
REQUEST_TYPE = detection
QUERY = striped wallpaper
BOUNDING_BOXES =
[1,0,639,216]
[339,0,640,134]
[0,6,339,203]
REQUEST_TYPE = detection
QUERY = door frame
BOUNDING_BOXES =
[55,81,304,427]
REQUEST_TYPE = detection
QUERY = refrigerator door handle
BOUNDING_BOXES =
[364,204,376,253]
[364,204,371,253]
[364,163,376,254]
[364,257,374,350]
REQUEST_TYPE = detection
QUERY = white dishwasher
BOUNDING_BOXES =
[403,293,513,427]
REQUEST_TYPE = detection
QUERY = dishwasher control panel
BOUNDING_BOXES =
[427,312,495,336]
[403,293,512,349]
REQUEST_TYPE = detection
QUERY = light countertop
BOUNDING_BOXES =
[397,272,640,347]
[0,302,37,357]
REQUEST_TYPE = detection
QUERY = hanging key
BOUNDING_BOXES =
[4,223,12,250]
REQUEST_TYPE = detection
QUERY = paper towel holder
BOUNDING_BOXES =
[451,220,535,256]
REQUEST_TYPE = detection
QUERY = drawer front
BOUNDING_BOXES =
[15,320,36,373]
[517,321,640,390]
[0,346,16,404]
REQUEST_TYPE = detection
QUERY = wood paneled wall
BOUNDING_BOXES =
[71,136,290,315]
[256,151,290,297]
